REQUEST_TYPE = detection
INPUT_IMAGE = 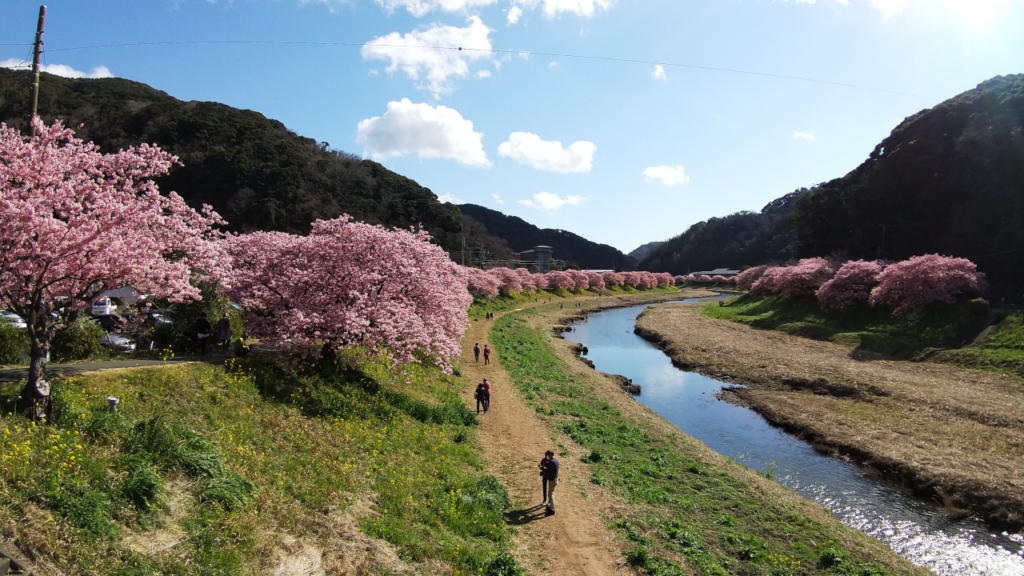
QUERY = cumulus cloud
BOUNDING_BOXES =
[437,192,463,203]
[362,16,492,95]
[642,165,690,186]
[652,65,667,81]
[356,98,491,167]
[512,0,615,18]
[493,194,505,204]
[477,69,492,78]
[0,58,113,79]
[374,0,497,17]
[497,132,596,173]
[507,5,523,23]
[298,0,355,13]
[793,131,816,140]
[517,191,587,211]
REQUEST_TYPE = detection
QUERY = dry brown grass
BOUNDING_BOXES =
[636,302,1024,529]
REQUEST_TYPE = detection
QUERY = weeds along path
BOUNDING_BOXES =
[461,297,623,576]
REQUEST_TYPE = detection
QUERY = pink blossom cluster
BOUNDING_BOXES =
[460,266,674,297]
[0,119,225,391]
[735,265,770,290]
[603,272,625,287]
[751,258,835,298]
[816,260,884,309]
[868,254,986,315]
[222,216,471,372]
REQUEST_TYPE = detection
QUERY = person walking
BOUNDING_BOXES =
[474,342,481,363]
[216,313,232,351]
[482,378,491,412]
[195,313,212,355]
[474,381,488,414]
[483,344,491,365]
[539,449,559,514]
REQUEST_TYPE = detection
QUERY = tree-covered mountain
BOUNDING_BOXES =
[458,204,636,270]
[0,68,468,250]
[637,190,806,274]
[790,74,1023,300]
[629,241,663,261]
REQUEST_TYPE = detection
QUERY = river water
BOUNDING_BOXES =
[563,298,1024,576]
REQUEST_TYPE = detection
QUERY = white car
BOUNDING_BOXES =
[101,333,136,352]
[0,310,27,330]
[92,297,116,316]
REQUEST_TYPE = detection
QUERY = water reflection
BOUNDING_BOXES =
[564,299,1024,576]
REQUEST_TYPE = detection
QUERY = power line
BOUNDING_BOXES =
[40,39,938,101]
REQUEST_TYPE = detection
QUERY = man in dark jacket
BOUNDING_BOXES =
[539,449,559,514]
[195,313,212,355]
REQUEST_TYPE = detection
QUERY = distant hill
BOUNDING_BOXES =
[0,68,476,254]
[790,74,1023,300]
[458,204,636,270]
[638,190,805,274]
[629,241,663,261]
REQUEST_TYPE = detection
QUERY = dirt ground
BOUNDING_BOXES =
[634,301,1024,529]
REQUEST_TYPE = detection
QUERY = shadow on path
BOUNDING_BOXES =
[505,504,552,525]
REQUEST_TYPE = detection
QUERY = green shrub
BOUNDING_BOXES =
[122,456,165,511]
[201,473,255,510]
[51,316,106,362]
[967,297,990,316]
[0,322,29,365]
[484,551,525,576]
[47,485,118,540]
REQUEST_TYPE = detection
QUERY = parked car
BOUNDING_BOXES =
[91,314,126,332]
[142,311,172,327]
[100,333,136,352]
[0,310,27,330]
[92,297,116,316]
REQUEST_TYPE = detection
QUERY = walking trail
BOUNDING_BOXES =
[460,301,623,576]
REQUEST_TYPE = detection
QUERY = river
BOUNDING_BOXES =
[563,298,1024,576]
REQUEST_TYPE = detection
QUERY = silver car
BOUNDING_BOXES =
[101,333,136,352]
[0,310,27,330]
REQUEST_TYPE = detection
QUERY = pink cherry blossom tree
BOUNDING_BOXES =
[816,260,884,309]
[532,273,550,291]
[465,266,500,299]
[735,265,769,291]
[222,216,471,372]
[674,275,688,286]
[0,119,224,404]
[567,270,590,291]
[488,267,523,295]
[515,268,538,292]
[767,258,836,298]
[587,272,605,289]
[869,254,986,315]
[545,270,574,291]
[698,274,714,283]
[603,272,625,287]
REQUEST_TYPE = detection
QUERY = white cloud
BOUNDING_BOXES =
[356,98,491,167]
[642,165,690,186]
[512,0,615,18]
[0,58,113,79]
[793,131,816,140]
[549,61,559,68]
[477,70,492,78]
[298,0,355,13]
[652,65,667,81]
[493,194,505,204]
[497,132,596,173]
[437,192,463,203]
[507,5,523,23]
[374,0,497,17]
[361,17,492,95]
[518,191,587,211]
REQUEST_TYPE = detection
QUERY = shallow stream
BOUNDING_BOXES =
[563,298,1024,576]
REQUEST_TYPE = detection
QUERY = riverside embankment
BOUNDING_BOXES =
[487,290,929,576]
[633,300,1024,532]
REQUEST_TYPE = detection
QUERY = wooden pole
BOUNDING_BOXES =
[30,5,47,134]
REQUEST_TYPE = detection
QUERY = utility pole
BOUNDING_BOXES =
[30,5,47,133]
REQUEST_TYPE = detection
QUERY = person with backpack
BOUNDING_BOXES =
[474,342,481,363]
[483,344,491,365]
[474,380,490,414]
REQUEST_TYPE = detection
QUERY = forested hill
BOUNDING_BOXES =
[637,190,806,274]
[628,241,663,261]
[458,204,636,270]
[0,68,465,248]
[790,74,1023,300]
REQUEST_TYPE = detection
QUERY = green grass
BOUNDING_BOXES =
[491,309,920,576]
[0,354,519,575]
[702,294,988,359]
[927,312,1024,378]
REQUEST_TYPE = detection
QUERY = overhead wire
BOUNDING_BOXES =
[39,39,939,101]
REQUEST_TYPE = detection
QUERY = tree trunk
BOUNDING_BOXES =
[19,330,48,414]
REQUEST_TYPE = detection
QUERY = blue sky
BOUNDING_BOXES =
[2,0,1022,254]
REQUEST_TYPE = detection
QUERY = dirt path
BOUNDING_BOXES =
[635,301,1024,529]
[460,303,624,576]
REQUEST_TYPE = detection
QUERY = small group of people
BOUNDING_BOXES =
[474,378,491,414]
[483,311,495,320]
[195,312,234,355]
[473,342,491,365]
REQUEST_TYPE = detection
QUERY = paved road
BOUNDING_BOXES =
[0,353,232,384]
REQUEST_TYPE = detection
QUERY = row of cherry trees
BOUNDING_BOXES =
[463,267,674,298]
[735,255,986,315]
[0,120,473,402]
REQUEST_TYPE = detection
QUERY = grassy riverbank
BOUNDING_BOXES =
[702,295,1023,377]
[492,301,929,576]
[0,357,516,575]
[636,302,1023,531]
